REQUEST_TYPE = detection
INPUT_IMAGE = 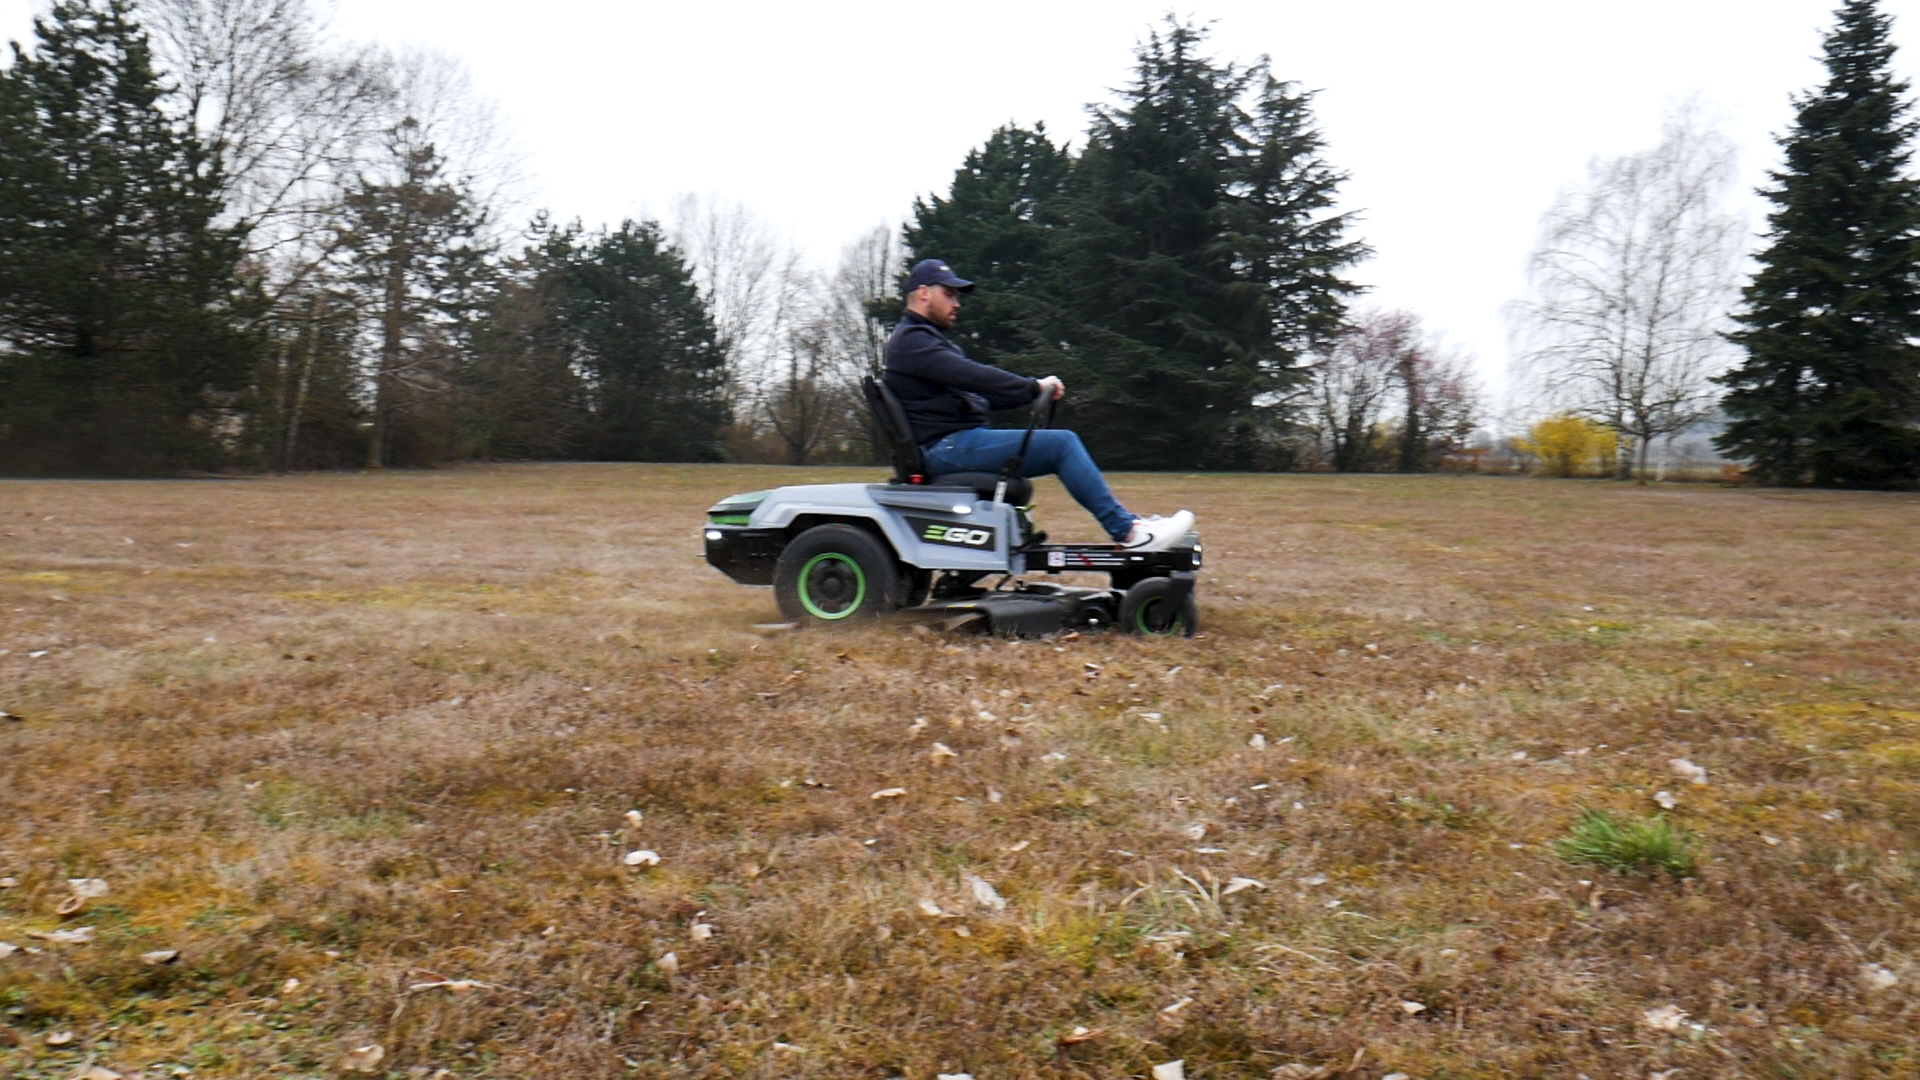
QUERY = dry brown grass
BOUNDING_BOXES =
[1,464,1916,1079]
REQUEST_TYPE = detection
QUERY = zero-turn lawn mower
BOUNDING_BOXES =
[701,377,1199,636]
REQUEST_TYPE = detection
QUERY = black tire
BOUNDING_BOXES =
[773,524,901,624]
[1119,577,1198,637]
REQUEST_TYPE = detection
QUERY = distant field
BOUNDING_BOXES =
[1,464,1915,1079]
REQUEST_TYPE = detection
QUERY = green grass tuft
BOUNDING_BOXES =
[1553,808,1699,877]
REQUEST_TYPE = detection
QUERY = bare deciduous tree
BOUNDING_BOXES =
[668,194,805,424]
[1308,309,1483,472]
[827,223,901,382]
[1510,107,1742,481]
[148,0,388,283]
[1312,310,1416,471]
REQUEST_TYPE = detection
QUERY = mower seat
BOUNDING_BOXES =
[924,472,1033,505]
[863,376,1034,505]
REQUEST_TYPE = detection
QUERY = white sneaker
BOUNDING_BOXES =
[1119,510,1195,552]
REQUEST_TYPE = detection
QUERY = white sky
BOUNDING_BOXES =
[6,0,1919,400]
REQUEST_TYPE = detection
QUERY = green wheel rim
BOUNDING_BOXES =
[1134,596,1183,635]
[798,552,866,620]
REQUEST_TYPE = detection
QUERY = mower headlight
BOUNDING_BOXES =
[705,530,723,541]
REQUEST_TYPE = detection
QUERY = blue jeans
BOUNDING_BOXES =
[922,427,1134,541]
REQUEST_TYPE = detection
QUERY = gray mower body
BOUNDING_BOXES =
[700,378,1200,636]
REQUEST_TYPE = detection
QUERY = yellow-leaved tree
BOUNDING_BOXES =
[1517,414,1619,477]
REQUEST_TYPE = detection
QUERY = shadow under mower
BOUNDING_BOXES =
[702,378,1199,637]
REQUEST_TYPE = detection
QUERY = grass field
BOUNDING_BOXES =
[1,464,1916,1079]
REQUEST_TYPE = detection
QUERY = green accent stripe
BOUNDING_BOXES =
[708,514,751,526]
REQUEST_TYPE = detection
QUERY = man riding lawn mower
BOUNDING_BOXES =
[701,259,1200,636]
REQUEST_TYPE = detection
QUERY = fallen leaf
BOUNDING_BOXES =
[140,949,179,966]
[1300,873,1328,886]
[1249,733,1267,749]
[1152,1061,1186,1080]
[1223,877,1266,896]
[1654,790,1677,810]
[340,1043,385,1073]
[870,787,907,800]
[55,895,86,916]
[1183,822,1208,840]
[930,742,958,761]
[1668,758,1708,784]
[623,849,661,867]
[624,809,643,829]
[408,979,485,994]
[1400,1000,1427,1015]
[656,952,679,976]
[690,922,716,941]
[1039,752,1067,764]
[917,898,949,918]
[1860,963,1898,991]
[74,1067,122,1080]
[1004,839,1030,853]
[967,875,1007,911]
[936,1074,975,1080]
[1056,1025,1104,1045]
[67,878,108,900]
[1641,1003,1687,1032]
[44,1030,74,1046]
[27,927,94,944]
[0,877,15,888]
[1269,1065,1336,1079]
[0,942,16,958]
[1161,996,1193,1015]
[282,978,301,994]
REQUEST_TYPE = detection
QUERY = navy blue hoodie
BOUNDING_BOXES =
[882,310,1040,445]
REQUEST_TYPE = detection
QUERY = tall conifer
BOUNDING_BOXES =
[904,124,1071,371]
[0,0,257,474]
[1717,0,1920,486]
[1055,20,1365,469]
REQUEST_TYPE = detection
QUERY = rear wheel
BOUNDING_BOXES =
[1119,577,1197,637]
[774,524,900,623]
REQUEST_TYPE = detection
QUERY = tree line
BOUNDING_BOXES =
[2,0,1916,486]
[1508,0,1920,487]
[0,0,730,474]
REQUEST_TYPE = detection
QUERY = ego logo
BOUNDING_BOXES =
[924,524,993,547]
[909,516,996,549]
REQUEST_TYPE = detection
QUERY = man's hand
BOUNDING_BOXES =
[1036,375,1066,401]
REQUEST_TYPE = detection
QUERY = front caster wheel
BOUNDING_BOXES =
[1119,576,1198,637]
[773,524,901,624]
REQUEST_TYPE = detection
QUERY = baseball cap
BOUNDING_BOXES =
[904,259,974,294]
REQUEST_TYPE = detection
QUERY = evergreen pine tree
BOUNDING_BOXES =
[1055,19,1367,469]
[538,220,727,461]
[904,124,1071,370]
[339,122,493,468]
[1717,0,1920,486]
[0,0,258,474]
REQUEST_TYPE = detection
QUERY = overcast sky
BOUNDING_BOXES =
[6,0,1920,400]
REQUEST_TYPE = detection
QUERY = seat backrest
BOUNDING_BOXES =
[862,375,925,483]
